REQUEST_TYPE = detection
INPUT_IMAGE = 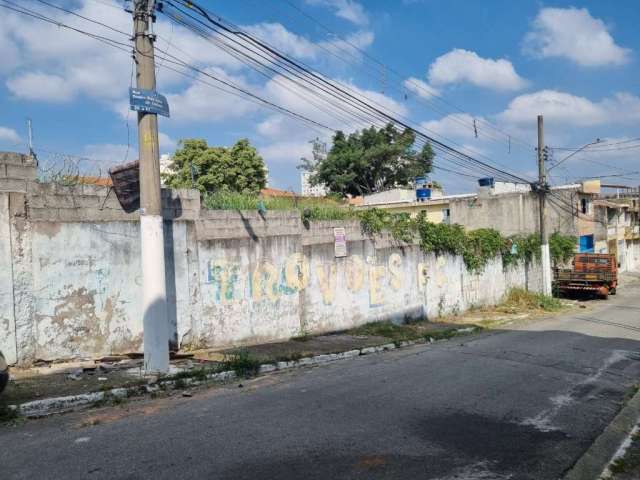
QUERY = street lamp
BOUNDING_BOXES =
[547,138,601,172]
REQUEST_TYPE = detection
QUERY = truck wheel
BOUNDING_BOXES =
[610,288,617,295]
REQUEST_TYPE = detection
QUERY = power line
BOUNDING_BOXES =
[275,0,535,151]
[7,0,534,186]
[0,0,337,137]
[551,137,640,151]
[0,0,132,52]
[26,0,131,36]
[161,0,534,184]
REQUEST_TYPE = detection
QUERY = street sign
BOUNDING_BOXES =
[129,88,170,117]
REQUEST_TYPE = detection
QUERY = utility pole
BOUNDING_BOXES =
[537,115,552,296]
[133,0,169,373]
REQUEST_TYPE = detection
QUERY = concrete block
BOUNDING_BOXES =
[0,178,28,193]
[0,152,35,166]
[5,163,37,180]
[42,194,77,209]
[28,207,60,222]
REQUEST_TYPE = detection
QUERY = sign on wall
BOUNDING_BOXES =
[334,227,347,257]
[129,88,170,117]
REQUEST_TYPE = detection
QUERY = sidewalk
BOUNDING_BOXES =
[0,288,578,420]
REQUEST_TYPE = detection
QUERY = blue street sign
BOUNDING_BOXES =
[129,88,170,117]
[416,188,431,200]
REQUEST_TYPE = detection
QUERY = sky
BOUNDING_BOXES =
[0,0,638,193]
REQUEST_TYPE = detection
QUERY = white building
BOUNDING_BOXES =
[301,171,328,197]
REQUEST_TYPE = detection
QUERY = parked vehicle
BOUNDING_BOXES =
[0,351,8,395]
[554,253,617,299]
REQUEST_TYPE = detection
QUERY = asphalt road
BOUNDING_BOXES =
[3,280,640,480]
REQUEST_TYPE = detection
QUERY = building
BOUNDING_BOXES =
[449,181,601,243]
[593,190,640,271]
[360,187,468,224]
[300,171,328,197]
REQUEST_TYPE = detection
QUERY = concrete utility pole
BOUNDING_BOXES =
[133,0,169,373]
[537,115,552,296]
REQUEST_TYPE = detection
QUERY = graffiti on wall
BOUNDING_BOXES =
[206,252,430,307]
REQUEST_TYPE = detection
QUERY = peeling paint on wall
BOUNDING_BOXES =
[0,188,544,364]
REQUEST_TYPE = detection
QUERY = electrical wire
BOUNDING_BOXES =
[551,137,640,151]
[276,0,535,151]
[0,0,338,137]
[8,0,535,186]
[161,0,535,185]
[164,0,527,182]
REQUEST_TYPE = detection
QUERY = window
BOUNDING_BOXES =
[580,198,589,215]
[442,208,450,224]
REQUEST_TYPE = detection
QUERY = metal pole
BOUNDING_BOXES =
[133,0,169,373]
[27,118,33,154]
[538,115,552,295]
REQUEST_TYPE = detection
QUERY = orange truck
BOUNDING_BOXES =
[553,253,618,299]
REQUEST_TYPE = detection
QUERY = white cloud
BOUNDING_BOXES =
[244,23,374,67]
[0,126,21,144]
[79,143,133,173]
[0,0,243,105]
[263,74,408,134]
[421,113,484,143]
[305,0,369,26]
[257,115,291,139]
[428,49,527,91]
[158,132,176,152]
[7,72,74,102]
[258,140,313,165]
[319,30,374,60]
[403,77,439,99]
[419,114,495,161]
[2,1,132,102]
[165,68,259,122]
[523,7,631,67]
[497,90,640,127]
[244,23,318,59]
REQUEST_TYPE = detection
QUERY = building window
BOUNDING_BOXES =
[442,208,450,224]
[580,198,589,215]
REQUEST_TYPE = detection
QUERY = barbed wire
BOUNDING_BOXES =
[36,149,114,186]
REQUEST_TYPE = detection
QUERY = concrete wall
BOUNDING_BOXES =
[0,152,543,365]
[449,188,593,237]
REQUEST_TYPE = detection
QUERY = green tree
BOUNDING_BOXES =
[308,124,434,197]
[163,138,267,194]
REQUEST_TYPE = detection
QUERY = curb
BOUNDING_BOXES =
[563,386,640,480]
[10,329,477,418]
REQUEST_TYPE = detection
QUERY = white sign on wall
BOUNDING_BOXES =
[333,227,347,257]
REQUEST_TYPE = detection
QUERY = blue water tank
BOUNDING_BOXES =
[478,177,495,187]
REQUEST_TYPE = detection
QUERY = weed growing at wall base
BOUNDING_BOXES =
[501,288,563,312]
[224,349,261,378]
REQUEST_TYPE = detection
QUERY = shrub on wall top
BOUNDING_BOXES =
[358,208,576,273]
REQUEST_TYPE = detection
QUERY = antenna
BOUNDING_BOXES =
[26,118,37,164]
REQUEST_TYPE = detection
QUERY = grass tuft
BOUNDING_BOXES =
[203,191,357,221]
[349,321,422,342]
[223,349,261,378]
[500,288,563,312]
